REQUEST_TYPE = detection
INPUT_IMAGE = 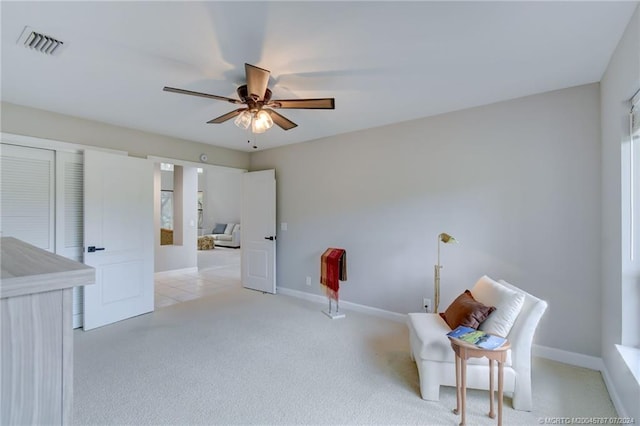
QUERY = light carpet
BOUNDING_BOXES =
[74,286,617,425]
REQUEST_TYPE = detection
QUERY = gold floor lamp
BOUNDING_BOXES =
[434,232,458,313]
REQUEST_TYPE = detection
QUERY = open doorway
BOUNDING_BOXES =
[154,248,241,309]
[151,157,245,309]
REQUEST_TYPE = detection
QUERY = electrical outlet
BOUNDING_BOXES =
[423,298,432,313]
[306,276,312,286]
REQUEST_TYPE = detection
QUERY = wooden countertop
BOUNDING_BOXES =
[1,237,95,299]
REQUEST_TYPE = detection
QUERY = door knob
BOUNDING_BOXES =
[87,246,105,253]
[264,236,276,241]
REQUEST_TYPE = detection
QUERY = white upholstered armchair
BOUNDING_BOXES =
[407,277,547,411]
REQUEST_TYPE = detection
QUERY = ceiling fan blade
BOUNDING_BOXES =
[163,86,242,104]
[207,108,246,124]
[265,109,297,131]
[245,63,270,101]
[269,98,335,109]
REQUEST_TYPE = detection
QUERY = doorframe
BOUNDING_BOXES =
[146,156,247,174]
[147,155,247,274]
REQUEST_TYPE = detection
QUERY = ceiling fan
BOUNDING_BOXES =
[163,63,335,134]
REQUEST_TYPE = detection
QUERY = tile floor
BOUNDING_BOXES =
[154,247,241,309]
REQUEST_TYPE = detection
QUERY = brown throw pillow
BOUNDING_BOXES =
[439,290,496,329]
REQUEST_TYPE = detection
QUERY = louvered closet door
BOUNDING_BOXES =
[0,144,55,250]
[55,152,85,328]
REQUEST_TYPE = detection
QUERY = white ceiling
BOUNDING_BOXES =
[1,1,637,152]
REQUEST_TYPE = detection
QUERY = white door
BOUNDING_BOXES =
[241,169,276,294]
[83,150,154,330]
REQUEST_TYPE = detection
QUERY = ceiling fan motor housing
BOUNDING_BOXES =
[237,85,272,105]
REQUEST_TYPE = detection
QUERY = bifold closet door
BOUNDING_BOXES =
[0,143,54,250]
[55,151,85,328]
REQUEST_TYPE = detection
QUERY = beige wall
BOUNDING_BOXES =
[1,102,250,169]
[198,167,243,231]
[251,83,602,357]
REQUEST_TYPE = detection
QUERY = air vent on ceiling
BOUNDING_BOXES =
[17,26,66,56]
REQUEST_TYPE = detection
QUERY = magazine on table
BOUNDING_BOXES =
[446,325,507,350]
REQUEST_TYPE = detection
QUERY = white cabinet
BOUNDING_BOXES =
[0,237,95,425]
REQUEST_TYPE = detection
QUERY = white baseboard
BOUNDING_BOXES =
[600,363,628,418]
[533,344,604,371]
[276,287,407,323]
[154,267,198,277]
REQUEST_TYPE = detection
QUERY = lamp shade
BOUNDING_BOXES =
[251,110,274,133]
[439,233,457,244]
[234,110,252,129]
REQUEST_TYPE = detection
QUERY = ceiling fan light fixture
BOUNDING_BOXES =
[251,110,274,133]
[234,110,252,129]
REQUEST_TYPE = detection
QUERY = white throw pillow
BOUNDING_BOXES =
[471,275,525,337]
[224,223,235,235]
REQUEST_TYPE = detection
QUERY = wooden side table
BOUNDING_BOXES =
[448,336,511,426]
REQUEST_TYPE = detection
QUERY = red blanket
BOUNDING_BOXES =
[320,248,347,301]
